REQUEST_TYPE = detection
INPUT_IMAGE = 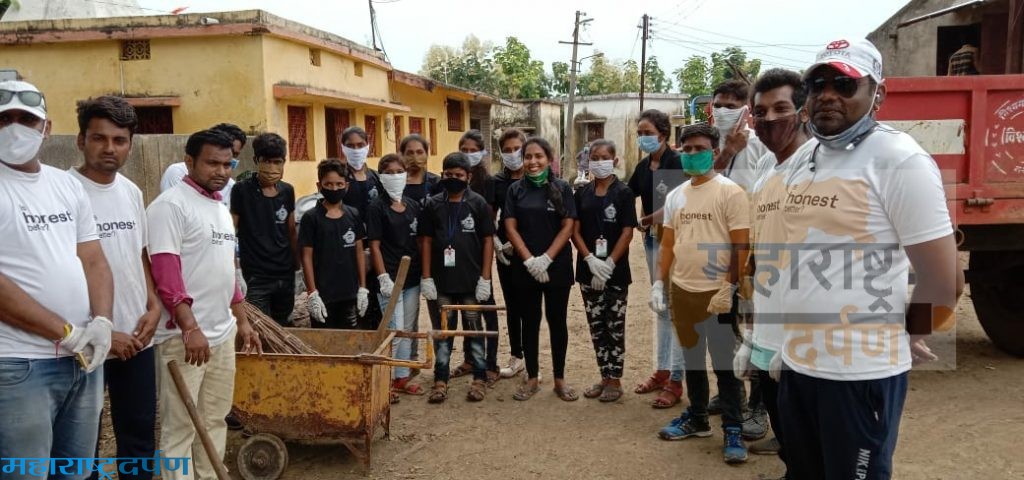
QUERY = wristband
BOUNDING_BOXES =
[182,326,201,344]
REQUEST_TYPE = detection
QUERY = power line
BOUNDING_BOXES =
[651,18,823,54]
[652,33,806,71]
[653,30,810,68]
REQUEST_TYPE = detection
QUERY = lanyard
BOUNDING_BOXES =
[594,187,613,239]
[445,193,466,247]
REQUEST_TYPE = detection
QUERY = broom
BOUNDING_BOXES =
[241,302,319,355]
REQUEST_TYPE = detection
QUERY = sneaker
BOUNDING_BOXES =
[658,409,712,441]
[707,394,722,415]
[723,426,748,464]
[500,356,525,378]
[750,436,780,455]
[741,406,769,440]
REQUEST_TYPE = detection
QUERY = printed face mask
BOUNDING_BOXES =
[380,172,407,201]
[0,123,44,166]
[681,150,714,176]
[342,145,369,170]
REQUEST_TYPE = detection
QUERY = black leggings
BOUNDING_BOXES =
[521,284,571,379]
[497,262,526,358]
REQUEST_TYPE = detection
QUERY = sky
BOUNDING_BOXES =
[136,0,913,84]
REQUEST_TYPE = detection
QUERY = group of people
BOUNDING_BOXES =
[0,37,962,480]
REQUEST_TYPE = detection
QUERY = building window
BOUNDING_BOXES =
[409,116,424,135]
[309,48,322,67]
[354,62,364,77]
[429,118,438,155]
[135,107,172,133]
[446,99,464,132]
[586,122,605,143]
[393,115,404,153]
[287,106,310,161]
[365,115,380,157]
[120,40,151,61]
[325,108,350,158]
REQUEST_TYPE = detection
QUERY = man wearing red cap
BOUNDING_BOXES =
[772,39,963,479]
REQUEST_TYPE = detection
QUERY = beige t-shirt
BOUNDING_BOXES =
[663,174,750,292]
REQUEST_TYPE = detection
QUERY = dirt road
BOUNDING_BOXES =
[211,243,1024,480]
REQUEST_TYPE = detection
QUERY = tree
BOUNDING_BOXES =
[621,60,641,93]
[710,46,762,88]
[549,61,571,96]
[420,35,498,94]
[673,55,711,96]
[493,37,549,99]
[577,53,623,96]
[643,56,673,93]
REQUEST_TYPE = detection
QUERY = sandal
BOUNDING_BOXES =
[393,377,425,395]
[599,385,624,403]
[553,385,579,402]
[583,383,606,399]
[651,381,683,409]
[467,380,486,402]
[513,382,540,401]
[450,363,473,379]
[485,370,501,388]
[389,391,400,404]
[634,371,670,394]
[427,382,448,404]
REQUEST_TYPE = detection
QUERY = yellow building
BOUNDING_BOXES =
[0,10,506,195]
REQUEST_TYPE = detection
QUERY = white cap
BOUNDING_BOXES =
[0,80,46,120]
[805,38,884,83]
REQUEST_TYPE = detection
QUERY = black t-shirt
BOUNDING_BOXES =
[418,190,495,294]
[574,179,638,287]
[492,170,521,242]
[299,202,365,302]
[403,172,441,205]
[470,173,496,207]
[366,196,422,287]
[502,178,578,287]
[628,147,686,216]
[344,168,382,220]
[230,177,296,277]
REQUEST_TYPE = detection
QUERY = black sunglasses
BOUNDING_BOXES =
[805,75,863,99]
[0,90,44,107]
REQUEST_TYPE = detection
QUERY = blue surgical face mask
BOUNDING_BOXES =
[230,158,239,170]
[638,135,661,153]
[808,84,879,151]
[681,150,714,176]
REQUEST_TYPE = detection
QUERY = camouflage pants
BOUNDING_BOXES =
[581,284,628,379]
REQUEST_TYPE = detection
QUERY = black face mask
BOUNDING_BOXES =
[440,177,468,194]
[321,188,346,204]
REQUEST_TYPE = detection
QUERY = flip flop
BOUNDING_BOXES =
[583,383,605,399]
[450,363,473,379]
[554,385,579,402]
[513,382,540,401]
[599,385,624,403]
[427,383,448,404]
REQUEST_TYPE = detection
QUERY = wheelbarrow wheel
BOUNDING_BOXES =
[237,433,288,480]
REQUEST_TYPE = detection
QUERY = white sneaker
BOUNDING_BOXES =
[500,356,524,378]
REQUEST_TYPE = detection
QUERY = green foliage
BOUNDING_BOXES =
[493,37,549,99]
[673,55,711,96]
[643,57,673,93]
[673,47,763,97]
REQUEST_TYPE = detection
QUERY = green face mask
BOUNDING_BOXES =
[682,150,714,176]
[526,167,549,186]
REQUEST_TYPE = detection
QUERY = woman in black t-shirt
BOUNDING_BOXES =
[493,128,528,380]
[571,140,637,403]
[340,126,383,329]
[503,137,579,402]
[400,134,440,204]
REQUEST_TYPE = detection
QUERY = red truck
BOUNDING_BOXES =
[878,74,1024,356]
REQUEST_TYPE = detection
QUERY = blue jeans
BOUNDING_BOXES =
[427,292,485,383]
[377,285,420,379]
[644,232,685,381]
[0,356,104,480]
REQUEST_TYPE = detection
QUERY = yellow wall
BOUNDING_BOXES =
[390,82,469,173]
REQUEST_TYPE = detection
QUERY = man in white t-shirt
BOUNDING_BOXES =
[70,95,162,479]
[148,128,262,480]
[0,80,115,474]
[159,122,245,208]
[650,123,751,465]
[712,80,770,193]
[774,39,964,480]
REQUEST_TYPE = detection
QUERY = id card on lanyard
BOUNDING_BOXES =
[595,191,611,258]
[444,195,466,268]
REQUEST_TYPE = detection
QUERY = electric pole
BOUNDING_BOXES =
[639,14,650,113]
[368,0,378,51]
[560,10,593,178]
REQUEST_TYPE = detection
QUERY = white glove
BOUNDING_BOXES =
[494,237,510,266]
[584,254,613,281]
[650,280,666,313]
[421,278,437,301]
[590,275,607,291]
[378,274,395,297]
[476,277,492,302]
[63,316,114,373]
[235,268,247,297]
[707,281,737,314]
[357,287,370,317]
[733,342,753,380]
[769,351,783,382]
[307,291,328,323]
[524,254,552,279]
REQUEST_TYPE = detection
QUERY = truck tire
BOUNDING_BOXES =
[969,251,1024,357]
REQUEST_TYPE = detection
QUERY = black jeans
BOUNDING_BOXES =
[462,294,499,372]
[757,367,787,473]
[496,262,526,359]
[245,273,295,326]
[521,284,571,379]
[318,300,359,329]
[89,347,157,480]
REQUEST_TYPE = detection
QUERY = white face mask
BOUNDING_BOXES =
[589,159,615,179]
[342,145,369,170]
[465,150,487,167]
[712,106,746,133]
[380,172,407,201]
[0,123,44,166]
[501,149,523,170]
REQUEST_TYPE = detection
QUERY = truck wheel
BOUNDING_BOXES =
[969,251,1024,357]
[237,433,288,480]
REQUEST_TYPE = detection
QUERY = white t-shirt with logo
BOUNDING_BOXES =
[778,126,953,381]
[722,128,770,192]
[160,162,234,208]
[0,163,98,358]
[148,182,238,347]
[70,169,150,344]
